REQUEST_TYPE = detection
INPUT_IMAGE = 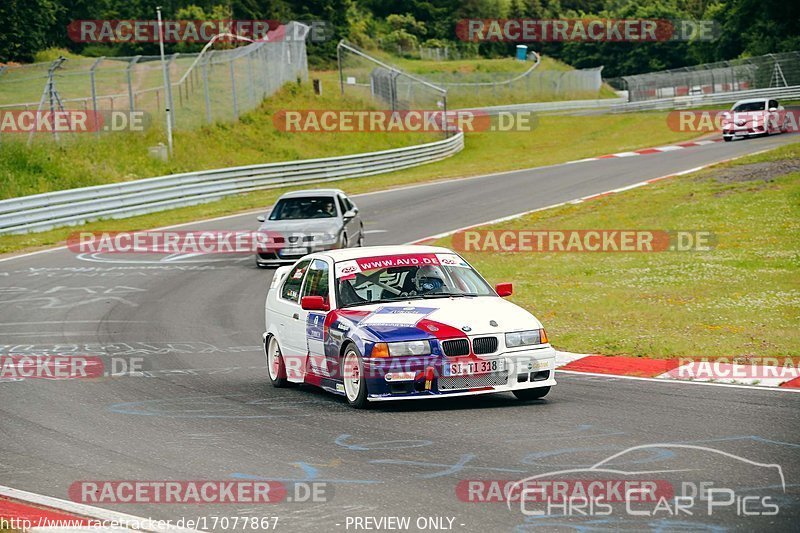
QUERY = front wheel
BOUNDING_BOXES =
[513,387,550,401]
[342,346,369,408]
[266,336,288,387]
[723,136,732,142]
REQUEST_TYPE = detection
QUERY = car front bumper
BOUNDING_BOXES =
[256,242,341,265]
[362,347,557,401]
[723,126,767,138]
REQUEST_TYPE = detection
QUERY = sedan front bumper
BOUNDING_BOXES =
[363,347,557,401]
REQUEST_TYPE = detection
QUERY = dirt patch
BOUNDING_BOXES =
[706,159,800,183]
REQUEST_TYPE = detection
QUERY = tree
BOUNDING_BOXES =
[0,0,63,62]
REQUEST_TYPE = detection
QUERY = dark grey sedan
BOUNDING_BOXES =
[255,189,364,267]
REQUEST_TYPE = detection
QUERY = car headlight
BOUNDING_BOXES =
[372,341,431,357]
[505,329,548,347]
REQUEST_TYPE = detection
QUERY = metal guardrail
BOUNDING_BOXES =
[458,97,625,116]
[610,85,800,112]
[463,86,800,116]
[0,132,464,235]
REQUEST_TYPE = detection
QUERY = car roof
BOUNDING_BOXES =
[317,245,456,262]
[732,98,769,105]
[278,189,346,199]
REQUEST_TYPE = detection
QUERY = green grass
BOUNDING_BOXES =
[0,108,699,254]
[337,50,618,108]
[0,80,434,200]
[435,143,800,359]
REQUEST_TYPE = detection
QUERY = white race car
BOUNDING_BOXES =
[722,98,787,141]
[262,245,557,408]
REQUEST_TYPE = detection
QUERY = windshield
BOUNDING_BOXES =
[335,253,494,308]
[732,101,765,112]
[269,197,337,220]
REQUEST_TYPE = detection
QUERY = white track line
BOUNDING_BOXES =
[0,485,202,532]
[405,147,775,244]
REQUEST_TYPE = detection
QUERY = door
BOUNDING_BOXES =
[273,259,310,382]
[341,194,362,245]
[300,258,332,377]
[337,194,357,247]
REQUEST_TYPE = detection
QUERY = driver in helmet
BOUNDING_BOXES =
[414,264,448,294]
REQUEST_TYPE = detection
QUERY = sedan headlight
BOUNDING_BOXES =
[372,340,432,357]
[505,329,548,348]
[317,232,339,244]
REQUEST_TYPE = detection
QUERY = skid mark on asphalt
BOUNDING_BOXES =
[0,341,260,357]
[369,454,527,479]
[335,434,433,450]
[0,285,146,310]
[109,395,322,419]
[5,265,239,278]
[76,252,251,264]
[231,463,382,485]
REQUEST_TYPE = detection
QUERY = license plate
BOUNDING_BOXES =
[279,247,308,257]
[445,359,505,376]
[530,359,550,371]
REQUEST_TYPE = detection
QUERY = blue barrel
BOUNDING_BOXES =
[516,45,528,61]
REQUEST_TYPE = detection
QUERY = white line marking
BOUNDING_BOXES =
[405,147,777,244]
[652,145,683,151]
[557,369,800,392]
[0,485,202,532]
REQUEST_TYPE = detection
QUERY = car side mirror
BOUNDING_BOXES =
[301,295,330,311]
[257,215,266,223]
[343,209,357,220]
[496,283,513,297]
[769,107,777,113]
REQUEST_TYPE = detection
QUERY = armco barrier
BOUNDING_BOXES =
[0,132,464,235]
[611,85,800,113]
[463,85,800,116]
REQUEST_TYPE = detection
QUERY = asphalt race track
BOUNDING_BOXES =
[1,134,798,532]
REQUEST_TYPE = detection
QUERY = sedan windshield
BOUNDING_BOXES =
[336,254,495,308]
[732,101,766,112]
[269,197,337,220]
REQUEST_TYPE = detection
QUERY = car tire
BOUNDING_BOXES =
[341,233,348,249]
[342,345,369,408]
[513,387,550,401]
[357,226,365,247]
[266,336,288,388]
[723,136,732,142]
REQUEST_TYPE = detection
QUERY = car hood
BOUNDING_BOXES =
[337,296,542,342]
[259,218,340,234]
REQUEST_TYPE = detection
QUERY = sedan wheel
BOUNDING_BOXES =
[266,336,288,387]
[342,347,368,408]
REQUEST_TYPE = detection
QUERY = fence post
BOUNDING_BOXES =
[247,52,256,108]
[127,55,141,113]
[337,42,345,95]
[166,53,178,127]
[229,60,239,120]
[89,57,104,136]
[203,52,212,124]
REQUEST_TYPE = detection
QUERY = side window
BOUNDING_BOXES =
[344,196,355,211]
[336,195,348,216]
[301,259,330,302]
[281,260,310,303]
[768,100,778,109]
